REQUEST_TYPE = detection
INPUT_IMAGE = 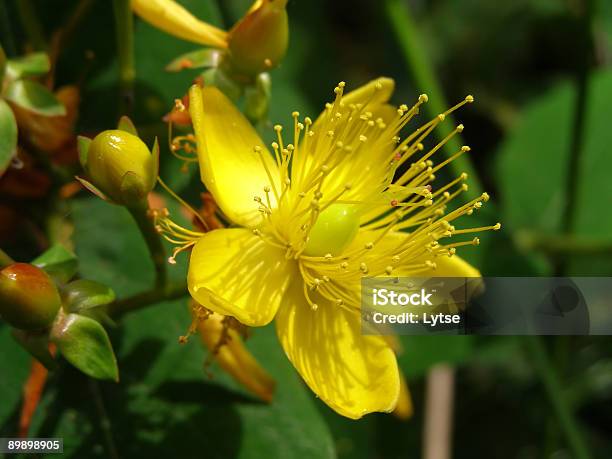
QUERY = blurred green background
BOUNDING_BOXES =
[1,0,612,457]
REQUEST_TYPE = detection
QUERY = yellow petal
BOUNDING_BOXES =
[195,305,275,402]
[189,85,280,228]
[132,0,228,48]
[276,280,400,419]
[342,77,395,107]
[188,228,294,326]
[302,78,396,203]
[393,372,413,420]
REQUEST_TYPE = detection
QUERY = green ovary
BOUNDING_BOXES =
[303,204,360,257]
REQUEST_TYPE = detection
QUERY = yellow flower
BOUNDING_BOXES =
[159,78,499,418]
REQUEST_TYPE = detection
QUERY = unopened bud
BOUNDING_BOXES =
[0,263,61,330]
[84,130,157,206]
[227,0,289,76]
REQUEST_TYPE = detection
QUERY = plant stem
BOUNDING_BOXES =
[127,202,167,291]
[516,231,612,256]
[557,0,595,274]
[16,0,46,51]
[525,336,592,459]
[108,281,187,318]
[112,0,135,114]
[383,0,482,200]
[423,364,454,459]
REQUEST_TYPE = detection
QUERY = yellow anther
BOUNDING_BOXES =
[419,94,429,103]
[461,146,471,152]
[365,242,374,249]
[457,124,464,132]
[465,95,475,103]
[385,266,393,275]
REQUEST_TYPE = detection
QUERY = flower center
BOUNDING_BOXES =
[303,203,359,257]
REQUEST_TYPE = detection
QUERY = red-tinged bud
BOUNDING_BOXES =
[0,263,61,330]
[227,0,289,76]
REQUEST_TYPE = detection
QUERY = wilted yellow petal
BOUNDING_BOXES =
[188,228,293,326]
[227,0,289,75]
[195,306,275,402]
[276,280,400,419]
[393,372,413,420]
[189,85,280,228]
[132,0,228,48]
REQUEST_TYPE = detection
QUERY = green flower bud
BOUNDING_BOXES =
[227,0,289,77]
[0,263,62,330]
[85,130,157,206]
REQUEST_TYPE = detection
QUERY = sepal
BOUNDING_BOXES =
[166,48,222,72]
[77,136,91,168]
[50,312,119,381]
[75,176,110,202]
[117,115,138,136]
[5,80,66,117]
[62,279,115,313]
[32,244,78,284]
[5,52,50,79]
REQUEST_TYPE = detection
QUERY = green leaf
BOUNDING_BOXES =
[63,279,116,312]
[0,99,17,177]
[32,243,78,284]
[51,312,119,381]
[165,48,222,72]
[0,324,32,430]
[4,79,67,116]
[497,70,612,274]
[5,52,50,79]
